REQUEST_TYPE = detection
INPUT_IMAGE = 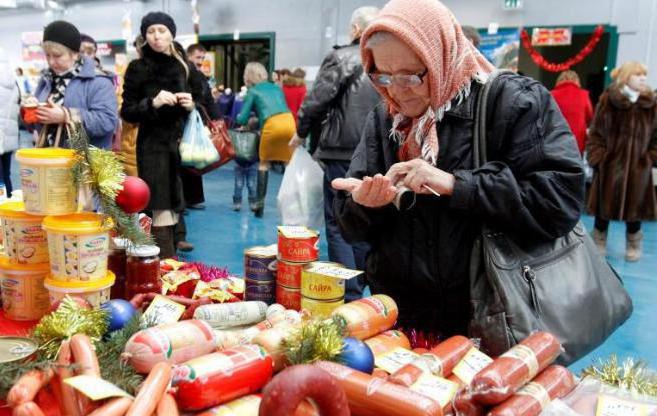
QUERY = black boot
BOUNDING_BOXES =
[254,170,269,218]
[151,226,176,258]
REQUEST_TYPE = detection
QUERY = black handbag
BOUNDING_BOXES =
[468,71,633,365]
[229,129,259,164]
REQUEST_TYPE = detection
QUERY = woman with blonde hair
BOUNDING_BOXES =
[236,62,296,217]
[587,61,657,261]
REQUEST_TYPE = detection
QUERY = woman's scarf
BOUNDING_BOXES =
[43,59,83,105]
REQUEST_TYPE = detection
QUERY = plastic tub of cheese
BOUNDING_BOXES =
[15,148,78,216]
[42,213,111,281]
[0,201,48,264]
[0,259,51,320]
[44,271,115,309]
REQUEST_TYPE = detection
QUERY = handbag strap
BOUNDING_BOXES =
[35,107,73,148]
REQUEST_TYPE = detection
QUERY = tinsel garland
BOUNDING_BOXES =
[283,318,346,365]
[520,25,605,72]
[583,355,657,397]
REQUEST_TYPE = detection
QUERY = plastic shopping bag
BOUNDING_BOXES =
[179,109,220,169]
[277,147,324,230]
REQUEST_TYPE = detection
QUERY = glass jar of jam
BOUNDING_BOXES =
[126,245,161,300]
[108,238,128,299]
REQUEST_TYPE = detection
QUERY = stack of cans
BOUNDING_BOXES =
[275,226,320,310]
[243,244,278,305]
[300,261,362,317]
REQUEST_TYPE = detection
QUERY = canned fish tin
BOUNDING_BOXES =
[0,336,38,364]
[276,284,301,311]
[245,278,276,305]
[300,296,344,318]
[276,259,307,288]
[277,226,319,263]
[301,261,359,300]
[244,244,277,282]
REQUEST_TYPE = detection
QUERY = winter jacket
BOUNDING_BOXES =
[0,51,19,155]
[120,44,212,211]
[551,81,593,154]
[586,85,657,221]
[282,84,307,125]
[235,82,290,128]
[35,57,118,149]
[334,73,585,335]
[297,40,380,161]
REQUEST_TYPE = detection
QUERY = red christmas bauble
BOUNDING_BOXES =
[116,176,150,213]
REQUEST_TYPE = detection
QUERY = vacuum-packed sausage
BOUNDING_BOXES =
[332,295,399,340]
[125,362,172,416]
[364,330,411,356]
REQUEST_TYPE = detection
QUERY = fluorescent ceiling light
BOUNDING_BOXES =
[0,0,17,8]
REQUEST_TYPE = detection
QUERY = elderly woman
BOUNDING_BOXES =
[236,62,296,217]
[333,0,584,337]
[33,20,118,148]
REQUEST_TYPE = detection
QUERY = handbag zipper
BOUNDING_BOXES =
[522,265,542,316]
[525,240,582,271]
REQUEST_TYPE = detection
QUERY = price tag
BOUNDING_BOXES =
[596,395,650,416]
[141,294,185,326]
[410,374,459,407]
[452,347,494,385]
[64,375,132,401]
[375,347,419,374]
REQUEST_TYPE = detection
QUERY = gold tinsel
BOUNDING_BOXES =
[283,317,346,365]
[32,296,109,359]
[582,355,657,397]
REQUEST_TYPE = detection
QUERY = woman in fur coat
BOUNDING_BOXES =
[587,61,657,261]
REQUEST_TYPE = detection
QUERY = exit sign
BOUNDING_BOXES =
[503,0,524,9]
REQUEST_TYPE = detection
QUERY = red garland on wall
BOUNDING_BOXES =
[520,25,605,72]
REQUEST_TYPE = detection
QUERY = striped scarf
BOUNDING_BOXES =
[43,59,83,105]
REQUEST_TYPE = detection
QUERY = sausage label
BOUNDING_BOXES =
[452,347,494,385]
[501,344,540,380]
[418,354,445,376]
[409,374,459,407]
[375,347,420,374]
[596,395,651,416]
[64,375,132,401]
[516,381,551,410]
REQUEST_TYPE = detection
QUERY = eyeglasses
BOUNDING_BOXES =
[369,68,428,88]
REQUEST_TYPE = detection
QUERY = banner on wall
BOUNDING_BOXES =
[21,31,45,63]
[478,28,520,72]
[532,27,572,46]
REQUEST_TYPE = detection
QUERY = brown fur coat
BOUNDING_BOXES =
[586,85,657,220]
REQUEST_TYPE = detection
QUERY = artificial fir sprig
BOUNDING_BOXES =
[283,317,346,365]
[583,354,657,397]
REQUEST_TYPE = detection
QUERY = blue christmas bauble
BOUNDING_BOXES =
[101,299,137,332]
[339,337,375,374]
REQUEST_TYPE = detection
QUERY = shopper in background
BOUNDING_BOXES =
[33,20,118,149]
[587,61,657,261]
[117,36,143,178]
[551,70,593,155]
[236,62,296,217]
[0,49,19,197]
[281,68,307,125]
[272,68,290,87]
[121,12,211,257]
[290,6,380,301]
[332,0,583,333]
[15,67,32,97]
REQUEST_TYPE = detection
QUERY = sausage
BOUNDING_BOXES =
[193,301,268,328]
[54,340,83,416]
[364,330,411,356]
[390,336,474,387]
[331,295,399,340]
[155,393,179,416]
[259,365,349,416]
[88,397,133,416]
[180,297,213,320]
[252,323,295,372]
[7,369,54,407]
[34,386,60,416]
[452,390,484,416]
[373,368,390,379]
[315,361,443,416]
[125,362,172,416]
[70,334,101,377]
[487,365,576,416]
[447,374,465,390]
[12,402,46,416]
[471,332,562,405]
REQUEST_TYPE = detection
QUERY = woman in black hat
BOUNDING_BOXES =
[120,12,215,257]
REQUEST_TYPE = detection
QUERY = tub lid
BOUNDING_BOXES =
[0,201,44,219]
[0,257,50,273]
[16,148,76,160]
[44,271,116,290]
[127,245,160,257]
[0,336,38,364]
[42,212,111,233]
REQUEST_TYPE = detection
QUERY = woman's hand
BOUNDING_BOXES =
[35,100,66,124]
[152,90,178,109]
[332,174,397,208]
[385,159,455,196]
[288,133,305,148]
[176,92,194,111]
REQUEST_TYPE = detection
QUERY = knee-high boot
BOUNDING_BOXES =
[151,225,176,258]
[254,170,269,218]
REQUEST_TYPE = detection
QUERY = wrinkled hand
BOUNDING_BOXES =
[176,92,194,111]
[153,90,178,109]
[35,100,66,124]
[332,174,397,208]
[288,133,305,148]
[385,158,455,196]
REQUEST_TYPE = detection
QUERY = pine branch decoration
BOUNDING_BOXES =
[582,354,657,397]
[283,317,346,365]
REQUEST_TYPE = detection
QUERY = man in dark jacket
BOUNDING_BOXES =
[290,6,381,301]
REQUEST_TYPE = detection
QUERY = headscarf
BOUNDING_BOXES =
[360,0,494,165]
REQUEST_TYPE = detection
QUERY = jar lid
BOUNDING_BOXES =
[43,212,111,234]
[111,237,130,250]
[16,148,76,160]
[0,201,44,219]
[127,245,160,257]
[0,257,50,273]
[44,271,116,290]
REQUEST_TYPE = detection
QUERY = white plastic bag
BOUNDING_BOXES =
[277,147,324,230]
[179,109,220,169]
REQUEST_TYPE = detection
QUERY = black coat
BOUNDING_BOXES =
[121,44,213,211]
[297,40,380,161]
[334,74,585,335]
